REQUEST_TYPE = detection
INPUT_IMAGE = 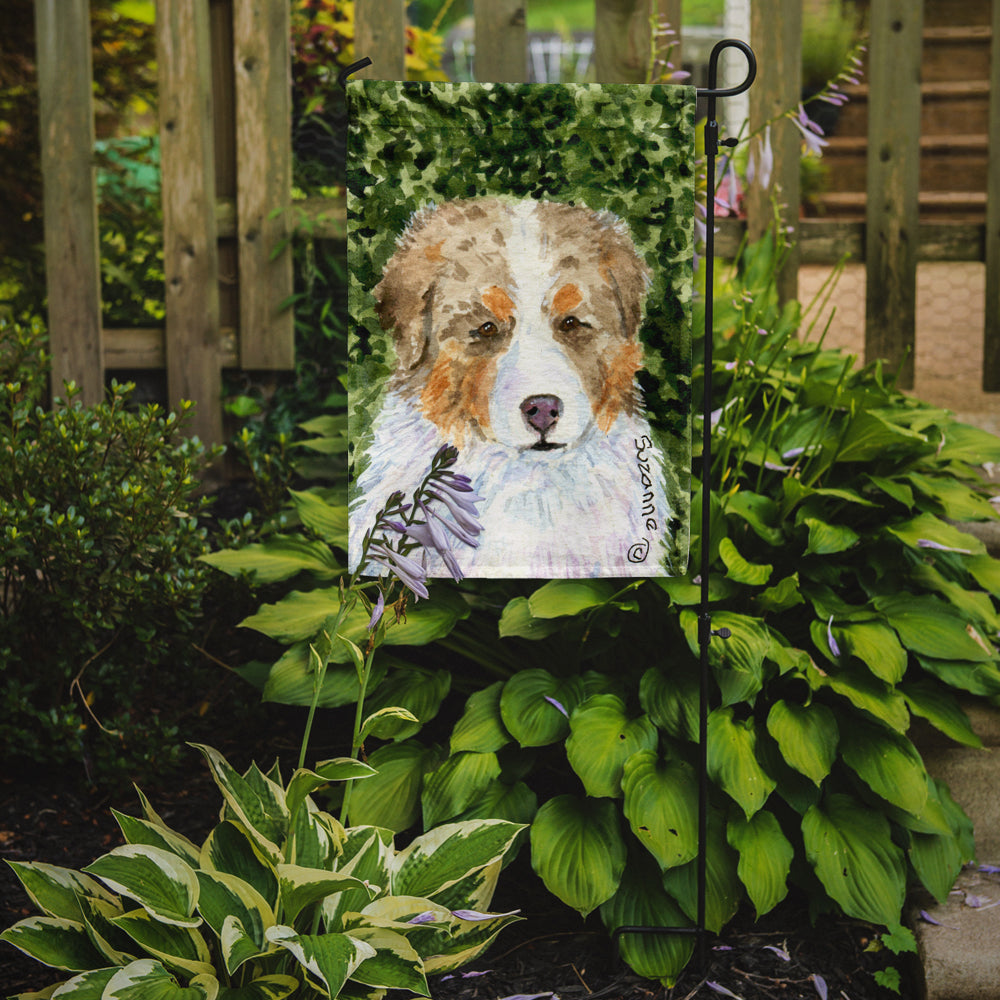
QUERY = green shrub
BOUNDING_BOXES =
[0,317,220,783]
[1,743,524,998]
[208,230,1000,985]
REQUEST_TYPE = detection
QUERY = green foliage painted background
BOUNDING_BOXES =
[347,80,697,560]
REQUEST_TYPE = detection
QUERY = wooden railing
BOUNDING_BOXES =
[32,0,1000,446]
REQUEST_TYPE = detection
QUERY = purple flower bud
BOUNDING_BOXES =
[812,974,828,1000]
[407,911,438,925]
[544,695,569,718]
[367,590,385,631]
[827,616,841,658]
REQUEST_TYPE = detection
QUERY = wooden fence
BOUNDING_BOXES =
[33,0,1000,445]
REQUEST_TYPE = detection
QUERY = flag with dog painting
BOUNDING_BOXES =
[348,81,695,580]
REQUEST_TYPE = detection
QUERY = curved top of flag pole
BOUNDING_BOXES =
[697,39,756,100]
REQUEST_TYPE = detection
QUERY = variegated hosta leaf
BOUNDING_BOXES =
[195,871,274,974]
[287,801,344,870]
[707,707,776,819]
[599,854,694,987]
[200,822,278,910]
[112,810,202,868]
[726,810,793,918]
[0,916,107,971]
[802,793,906,926]
[529,795,626,917]
[565,695,658,799]
[191,745,288,863]
[102,958,218,999]
[277,865,376,925]
[43,966,118,997]
[391,820,524,901]
[421,751,502,829]
[214,974,300,999]
[345,926,429,995]
[4,861,118,922]
[323,829,393,931]
[423,859,501,916]
[359,666,452,741]
[450,681,511,754]
[621,751,699,871]
[77,894,135,966]
[110,908,214,979]
[420,906,523,975]
[285,760,376,823]
[83,846,200,928]
[265,925,376,998]
[765,700,838,786]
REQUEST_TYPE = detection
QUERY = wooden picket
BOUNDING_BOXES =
[30,0,1000,449]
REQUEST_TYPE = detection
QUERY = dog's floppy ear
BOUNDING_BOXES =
[373,206,446,371]
[596,217,652,339]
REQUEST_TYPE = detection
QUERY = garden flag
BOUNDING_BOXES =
[348,81,695,579]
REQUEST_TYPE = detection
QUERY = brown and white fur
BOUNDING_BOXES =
[350,197,672,578]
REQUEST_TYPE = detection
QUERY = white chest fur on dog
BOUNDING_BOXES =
[350,196,674,579]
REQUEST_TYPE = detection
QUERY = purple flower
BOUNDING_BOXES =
[706,983,742,999]
[367,541,429,600]
[763,944,790,961]
[747,125,774,191]
[367,590,385,631]
[812,974,828,1000]
[407,911,438,925]
[544,695,569,718]
[791,104,828,156]
[917,538,973,555]
[424,482,484,537]
[826,616,841,658]
[451,908,520,921]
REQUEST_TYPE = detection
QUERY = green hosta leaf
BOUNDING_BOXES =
[901,680,982,748]
[285,759,376,822]
[661,811,741,933]
[452,779,538,827]
[360,706,422,742]
[727,811,793,918]
[347,740,442,832]
[103,959,218,999]
[265,926,375,997]
[200,535,341,584]
[260,643,388,709]
[421,751,502,828]
[5,862,118,922]
[111,908,214,977]
[621,751,698,871]
[866,474,914,509]
[499,670,584,747]
[362,667,451,740]
[707,708,776,818]
[765,701,838,786]
[84,846,200,928]
[288,488,348,546]
[599,853,694,987]
[565,695,658,798]
[112,812,201,868]
[935,421,1000,464]
[393,820,524,900]
[802,793,906,926]
[886,513,985,557]
[916,655,1000,697]
[639,664,699,742]
[835,410,927,463]
[216,975,299,999]
[0,916,107,971]
[655,573,738,606]
[530,795,626,917]
[835,621,907,684]
[277,865,374,925]
[802,517,859,556]
[967,553,1000,597]
[839,718,929,816]
[450,682,511,754]
[346,926,429,994]
[191,746,287,862]
[526,579,617,618]
[681,610,770,706]
[810,662,910,732]
[909,823,966,905]
[756,573,804,614]
[906,472,998,522]
[718,537,772,585]
[910,562,1000,632]
[874,594,995,662]
[195,871,273,974]
[497,596,565,639]
[724,490,784,545]
[200,822,278,910]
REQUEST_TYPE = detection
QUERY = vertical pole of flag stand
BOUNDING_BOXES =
[612,39,755,974]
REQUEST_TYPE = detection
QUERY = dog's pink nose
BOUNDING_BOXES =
[520,395,562,437]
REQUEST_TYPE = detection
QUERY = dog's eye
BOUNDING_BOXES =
[559,315,588,333]
[472,321,499,338]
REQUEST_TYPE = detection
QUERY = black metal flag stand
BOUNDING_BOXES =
[341,38,758,975]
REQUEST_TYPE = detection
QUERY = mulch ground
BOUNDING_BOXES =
[1,741,913,1000]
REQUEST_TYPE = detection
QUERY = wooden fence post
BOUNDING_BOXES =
[594,0,651,83]
[233,0,294,370]
[157,0,223,445]
[983,0,1000,390]
[34,0,104,405]
[355,0,407,79]
[474,0,527,82]
[864,0,923,389]
[746,0,801,306]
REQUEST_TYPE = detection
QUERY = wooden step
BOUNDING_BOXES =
[813,190,987,222]
[922,0,992,28]
[922,25,993,83]
[822,134,989,193]
[832,80,991,137]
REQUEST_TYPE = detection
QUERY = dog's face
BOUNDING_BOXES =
[374,198,651,451]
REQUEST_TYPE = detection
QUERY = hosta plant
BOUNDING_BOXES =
[1,743,523,999]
